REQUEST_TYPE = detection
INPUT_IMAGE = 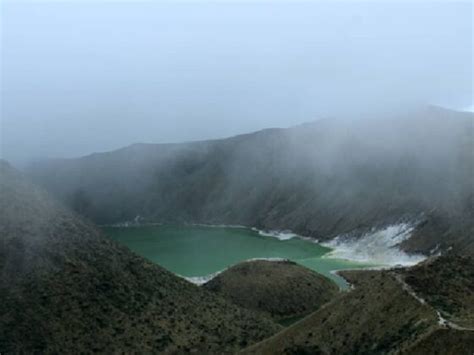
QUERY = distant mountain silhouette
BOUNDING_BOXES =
[28,106,474,255]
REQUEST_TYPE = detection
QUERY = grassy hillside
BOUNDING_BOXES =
[400,255,474,328]
[0,161,281,353]
[204,260,339,322]
[242,255,474,354]
[27,107,473,256]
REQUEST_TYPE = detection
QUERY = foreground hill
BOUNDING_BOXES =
[28,106,473,255]
[400,255,474,329]
[243,255,474,354]
[0,161,280,353]
[204,260,339,322]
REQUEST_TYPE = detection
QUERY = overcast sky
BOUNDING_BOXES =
[1,1,472,165]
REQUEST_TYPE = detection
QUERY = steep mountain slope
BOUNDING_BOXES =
[204,260,339,322]
[28,107,474,255]
[400,255,474,328]
[243,255,474,354]
[0,161,281,353]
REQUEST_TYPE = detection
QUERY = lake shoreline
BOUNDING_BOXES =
[103,222,427,289]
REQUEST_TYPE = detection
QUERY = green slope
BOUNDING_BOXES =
[0,161,281,353]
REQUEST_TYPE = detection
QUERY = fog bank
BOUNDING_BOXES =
[1,1,472,165]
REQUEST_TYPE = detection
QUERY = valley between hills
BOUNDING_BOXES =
[1,107,473,354]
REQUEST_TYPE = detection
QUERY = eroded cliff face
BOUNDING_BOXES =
[0,161,281,353]
[27,107,474,256]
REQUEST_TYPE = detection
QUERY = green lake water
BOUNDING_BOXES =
[103,225,372,288]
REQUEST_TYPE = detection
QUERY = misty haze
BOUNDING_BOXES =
[1,1,473,354]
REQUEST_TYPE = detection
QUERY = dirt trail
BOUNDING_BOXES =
[392,273,474,332]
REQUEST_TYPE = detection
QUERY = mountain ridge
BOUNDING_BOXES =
[27,107,474,256]
[242,255,474,354]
